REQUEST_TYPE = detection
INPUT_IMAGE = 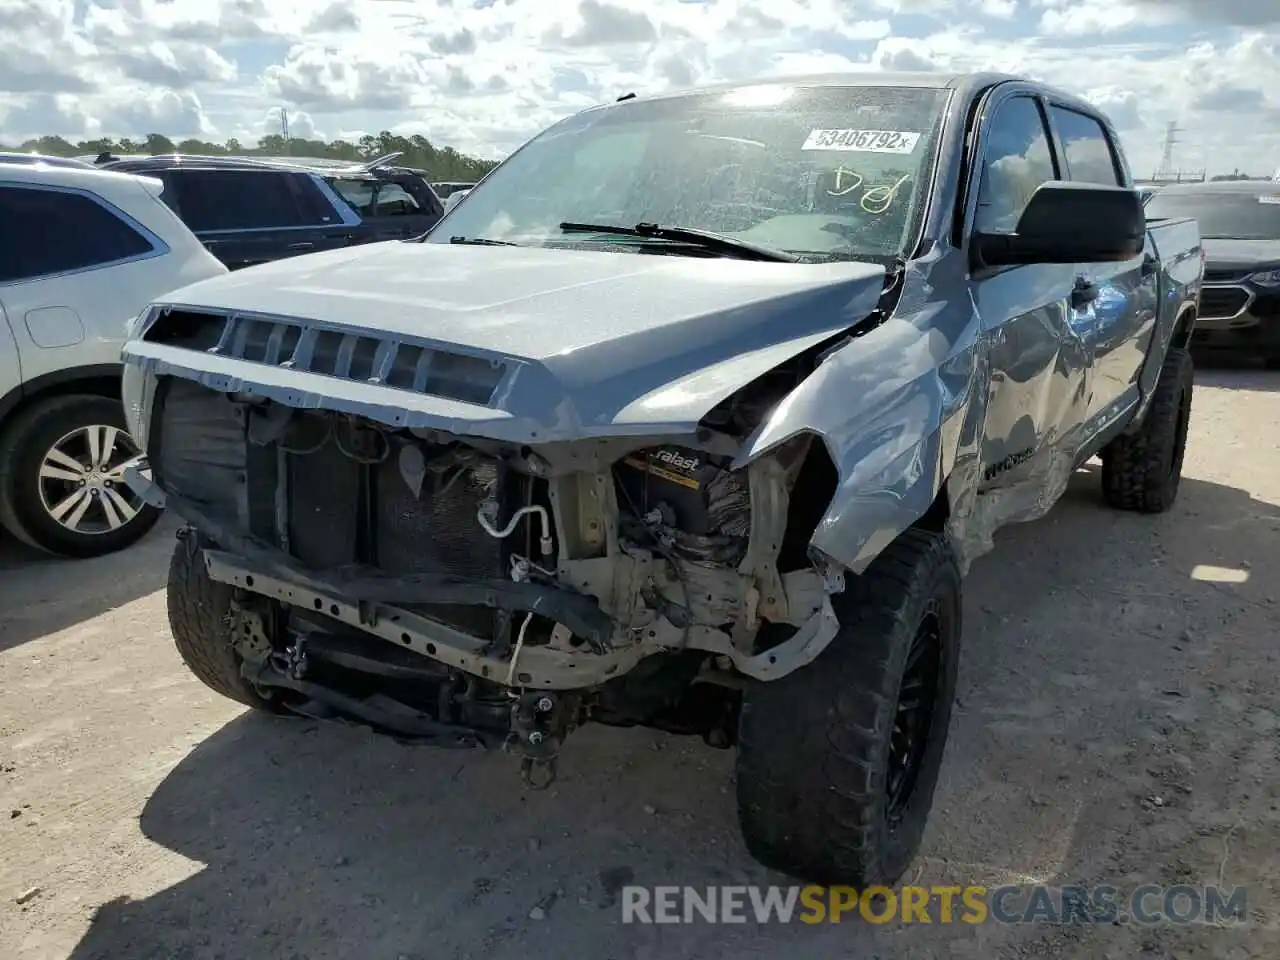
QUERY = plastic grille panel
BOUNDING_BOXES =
[142,309,506,406]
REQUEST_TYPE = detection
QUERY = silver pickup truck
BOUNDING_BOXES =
[119,72,1203,886]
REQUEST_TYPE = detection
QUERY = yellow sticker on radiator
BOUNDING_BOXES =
[622,456,702,490]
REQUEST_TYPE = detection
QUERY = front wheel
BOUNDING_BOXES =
[0,395,161,557]
[735,528,962,886]
[167,534,278,710]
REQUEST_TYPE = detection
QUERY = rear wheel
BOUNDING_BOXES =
[167,533,277,710]
[735,528,962,886]
[1100,347,1193,513]
[0,395,160,557]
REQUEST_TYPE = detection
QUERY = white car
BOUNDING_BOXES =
[0,161,227,557]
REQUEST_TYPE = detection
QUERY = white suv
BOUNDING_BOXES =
[0,161,227,557]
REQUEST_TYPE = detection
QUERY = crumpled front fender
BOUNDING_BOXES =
[733,304,984,575]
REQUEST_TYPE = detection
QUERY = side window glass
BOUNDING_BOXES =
[974,96,1057,235]
[371,183,421,217]
[330,178,374,216]
[0,186,154,284]
[1050,107,1122,186]
[170,171,321,231]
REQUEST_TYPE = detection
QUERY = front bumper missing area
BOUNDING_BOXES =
[202,549,843,688]
[134,468,843,687]
[203,550,648,690]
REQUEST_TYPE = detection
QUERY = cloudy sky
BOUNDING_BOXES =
[2,0,1278,176]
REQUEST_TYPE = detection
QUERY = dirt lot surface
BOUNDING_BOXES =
[2,366,1278,959]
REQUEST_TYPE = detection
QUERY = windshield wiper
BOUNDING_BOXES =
[558,221,799,263]
[449,236,520,246]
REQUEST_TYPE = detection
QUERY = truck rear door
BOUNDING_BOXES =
[1045,104,1155,424]
[967,90,1095,490]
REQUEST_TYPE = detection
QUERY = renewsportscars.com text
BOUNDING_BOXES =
[621,884,1248,925]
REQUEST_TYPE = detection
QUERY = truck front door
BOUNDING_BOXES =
[967,90,1096,490]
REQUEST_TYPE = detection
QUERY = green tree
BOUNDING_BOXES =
[76,138,116,157]
[5,127,500,180]
[144,133,176,154]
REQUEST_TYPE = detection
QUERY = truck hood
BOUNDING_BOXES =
[132,241,888,443]
[1202,237,1280,273]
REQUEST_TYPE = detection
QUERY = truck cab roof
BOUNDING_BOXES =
[605,71,1101,118]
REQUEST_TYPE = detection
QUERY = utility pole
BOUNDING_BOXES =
[280,107,290,154]
[1150,120,1205,184]
[1155,121,1178,179]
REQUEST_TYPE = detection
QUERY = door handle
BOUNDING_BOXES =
[286,242,315,251]
[1071,277,1099,310]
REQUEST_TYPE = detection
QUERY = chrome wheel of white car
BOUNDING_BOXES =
[37,424,148,535]
[0,394,162,558]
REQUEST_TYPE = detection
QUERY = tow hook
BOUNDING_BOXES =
[507,692,561,789]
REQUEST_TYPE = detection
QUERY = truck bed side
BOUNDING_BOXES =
[1134,215,1203,420]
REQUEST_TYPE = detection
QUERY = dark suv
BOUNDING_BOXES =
[96,152,444,270]
[1145,181,1280,366]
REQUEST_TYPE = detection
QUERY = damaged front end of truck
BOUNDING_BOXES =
[118,245,942,787]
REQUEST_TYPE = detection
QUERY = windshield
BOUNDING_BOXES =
[428,84,950,262]
[1145,191,1280,240]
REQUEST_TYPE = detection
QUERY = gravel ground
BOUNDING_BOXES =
[1,366,1278,960]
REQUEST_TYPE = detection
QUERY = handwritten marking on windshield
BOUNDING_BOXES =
[861,174,912,214]
[827,167,913,215]
[802,129,921,154]
[827,166,865,197]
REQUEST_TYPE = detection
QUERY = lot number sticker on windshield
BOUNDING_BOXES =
[802,129,921,154]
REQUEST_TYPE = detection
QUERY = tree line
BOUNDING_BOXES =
[1209,171,1271,181]
[3,131,500,182]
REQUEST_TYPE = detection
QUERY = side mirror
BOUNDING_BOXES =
[973,181,1145,268]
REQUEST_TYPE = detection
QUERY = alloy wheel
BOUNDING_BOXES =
[36,424,148,536]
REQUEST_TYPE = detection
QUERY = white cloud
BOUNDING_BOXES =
[977,0,1017,18]
[0,0,1277,176]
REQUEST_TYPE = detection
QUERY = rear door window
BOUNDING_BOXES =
[1049,107,1123,186]
[167,170,328,232]
[0,185,155,283]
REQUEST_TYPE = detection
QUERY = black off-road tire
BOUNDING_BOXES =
[167,533,276,710]
[1100,346,1193,514]
[735,528,963,886]
[0,395,161,557]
